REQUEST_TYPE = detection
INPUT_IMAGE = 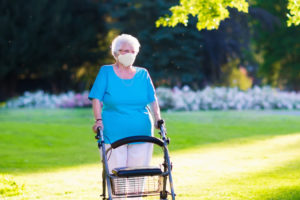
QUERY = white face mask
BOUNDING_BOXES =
[118,53,136,67]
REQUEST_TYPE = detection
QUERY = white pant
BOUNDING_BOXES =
[101,143,153,200]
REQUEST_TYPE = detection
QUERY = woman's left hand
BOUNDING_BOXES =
[154,119,162,129]
[93,120,103,133]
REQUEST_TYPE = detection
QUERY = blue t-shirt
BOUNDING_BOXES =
[89,65,156,144]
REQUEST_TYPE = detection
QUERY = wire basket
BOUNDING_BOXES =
[110,175,163,197]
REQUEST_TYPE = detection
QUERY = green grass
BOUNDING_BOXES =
[0,109,300,199]
[0,109,99,173]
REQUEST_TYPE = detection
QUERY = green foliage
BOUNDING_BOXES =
[103,0,205,86]
[0,0,107,99]
[156,0,249,30]
[101,1,254,88]
[287,0,300,26]
[157,0,300,30]
[221,59,253,90]
[252,0,300,90]
[155,0,300,90]
[200,8,254,84]
[0,0,299,97]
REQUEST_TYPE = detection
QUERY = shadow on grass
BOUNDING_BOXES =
[1,109,300,174]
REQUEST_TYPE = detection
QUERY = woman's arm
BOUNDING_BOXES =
[150,100,162,129]
[92,99,103,133]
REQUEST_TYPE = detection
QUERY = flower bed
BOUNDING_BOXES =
[3,90,91,109]
[2,86,300,110]
[156,86,300,111]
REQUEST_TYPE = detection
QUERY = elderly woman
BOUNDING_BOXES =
[89,34,162,175]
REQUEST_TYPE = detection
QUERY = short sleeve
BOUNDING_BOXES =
[88,66,108,101]
[146,69,156,103]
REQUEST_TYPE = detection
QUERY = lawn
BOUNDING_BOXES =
[1,109,300,199]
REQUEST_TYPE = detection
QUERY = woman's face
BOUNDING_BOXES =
[115,42,137,67]
[117,42,135,56]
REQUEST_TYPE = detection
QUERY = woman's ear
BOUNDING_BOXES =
[113,52,118,59]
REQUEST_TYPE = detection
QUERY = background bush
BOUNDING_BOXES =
[3,86,300,111]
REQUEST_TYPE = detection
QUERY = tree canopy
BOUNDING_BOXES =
[0,0,107,99]
[103,0,205,87]
[156,0,300,30]
[287,0,300,26]
[252,0,300,90]
[0,0,299,101]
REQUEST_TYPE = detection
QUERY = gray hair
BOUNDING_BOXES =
[111,34,140,56]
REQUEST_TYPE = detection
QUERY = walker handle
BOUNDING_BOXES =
[95,126,102,140]
[158,119,168,139]
[111,136,164,149]
[157,119,165,129]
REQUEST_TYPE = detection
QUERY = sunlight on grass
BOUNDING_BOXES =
[1,164,102,200]
[2,133,300,200]
[171,133,300,199]
[0,175,24,197]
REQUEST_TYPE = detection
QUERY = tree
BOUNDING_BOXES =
[156,0,299,30]
[200,8,254,84]
[156,0,249,30]
[287,0,300,26]
[155,0,300,90]
[251,0,300,90]
[103,0,205,87]
[0,0,107,100]
[102,0,256,87]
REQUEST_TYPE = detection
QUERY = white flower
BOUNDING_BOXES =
[3,86,300,110]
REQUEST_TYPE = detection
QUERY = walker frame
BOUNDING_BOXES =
[95,120,176,200]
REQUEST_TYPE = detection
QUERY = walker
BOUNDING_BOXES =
[95,120,176,199]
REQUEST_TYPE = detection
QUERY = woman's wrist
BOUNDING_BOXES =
[155,115,161,121]
[95,118,102,122]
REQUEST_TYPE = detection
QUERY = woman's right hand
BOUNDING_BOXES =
[92,120,103,133]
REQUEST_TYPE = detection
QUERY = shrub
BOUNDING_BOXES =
[2,86,300,110]
[157,86,300,111]
[3,91,91,109]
